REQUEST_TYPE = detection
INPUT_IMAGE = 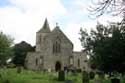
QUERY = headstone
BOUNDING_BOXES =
[58,70,65,81]
[65,80,72,83]
[17,66,22,73]
[94,79,101,83]
[98,72,104,79]
[48,68,51,72]
[111,78,120,83]
[122,73,125,83]
[4,80,10,83]
[89,71,95,79]
[43,68,47,72]
[82,71,89,83]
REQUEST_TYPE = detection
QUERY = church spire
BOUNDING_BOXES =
[38,18,51,33]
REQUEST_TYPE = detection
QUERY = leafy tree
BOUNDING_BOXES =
[0,32,13,65]
[13,41,34,66]
[79,22,125,73]
[88,0,125,18]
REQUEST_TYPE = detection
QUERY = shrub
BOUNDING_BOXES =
[76,68,82,73]
[6,63,16,68]
[3,79,10,83]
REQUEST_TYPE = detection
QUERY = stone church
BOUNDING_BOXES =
[25,19,88,71]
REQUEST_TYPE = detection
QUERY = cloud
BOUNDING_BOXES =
[0,0,123,51]
[64,15,122,51]
[64,23,82,51]
[71,0,89,15]
[63,20,97,51]
[0,0,66,45]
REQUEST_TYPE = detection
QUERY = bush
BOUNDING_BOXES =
[76,68,82,73]
[3,79,10,83]
[58,70,65,81]
[6,63,16,68]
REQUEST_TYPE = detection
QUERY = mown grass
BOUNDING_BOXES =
[0,68,63,83]
[0,68,124,83]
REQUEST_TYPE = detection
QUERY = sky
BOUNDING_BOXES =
[0,0,122,51]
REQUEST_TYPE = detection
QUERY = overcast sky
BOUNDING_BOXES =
[0,0,122,51]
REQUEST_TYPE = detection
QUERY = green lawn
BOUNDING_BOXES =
[0,68,124,83]
[0,68,82,83]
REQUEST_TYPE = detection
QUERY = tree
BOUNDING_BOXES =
[0,32,13,65]
[79,22,125,73]
[88,0,125,18]
[13,41,34,66]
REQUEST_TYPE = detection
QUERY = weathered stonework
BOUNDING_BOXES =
[25,19,89,71]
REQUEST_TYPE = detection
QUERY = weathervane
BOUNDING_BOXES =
[56,23,59,27]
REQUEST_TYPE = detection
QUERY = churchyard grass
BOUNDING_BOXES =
[0,68,63,83]
[0,68,124,83]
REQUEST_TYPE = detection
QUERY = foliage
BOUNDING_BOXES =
[88,0,124,18]
[13,41,34,66]
[79,22,125,73]
[0,32,13,65]
[76,68,82,73]
[6,63,16,68]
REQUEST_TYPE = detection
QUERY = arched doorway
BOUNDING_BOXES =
[55,61,61,71]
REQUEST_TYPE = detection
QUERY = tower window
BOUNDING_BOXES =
[53,41,61,54]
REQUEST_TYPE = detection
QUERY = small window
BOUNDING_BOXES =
[78,59,80,67]
[39,56,44,65]
[69,56,73,65]
[36,58,38,66]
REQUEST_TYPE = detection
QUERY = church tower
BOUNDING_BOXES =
[36,18,51,52]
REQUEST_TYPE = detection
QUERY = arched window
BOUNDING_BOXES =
[39,56,44,65]
[53,41,61,54]
[78,59,80,67]
[36,58,38,66]
[69,56,73,65]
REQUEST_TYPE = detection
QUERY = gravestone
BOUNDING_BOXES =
[58,70,65,81]
[82,71,89,83]
[89,71,95,79]
[111,78,120,83]
[94,79,101,83]
[65,80,72,83]
[3,79,10,83]
[17,66,22,73]
[122,73,125,83]
[98,72,104,79]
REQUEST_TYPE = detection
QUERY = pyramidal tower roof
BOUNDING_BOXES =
[38,18,51,33]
